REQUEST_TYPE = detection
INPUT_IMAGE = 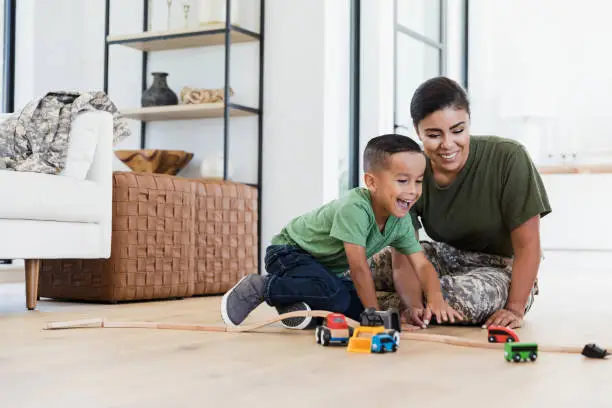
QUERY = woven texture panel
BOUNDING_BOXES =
[39,172,258,303]
[193,181,258,294]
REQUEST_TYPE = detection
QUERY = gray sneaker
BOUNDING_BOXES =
[221,274,267,327]
[276,301,315,330]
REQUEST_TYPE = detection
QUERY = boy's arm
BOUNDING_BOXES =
[396,250,464,324]
[344,242,379,309]
[390,248,425,308]
[403,250,443,303]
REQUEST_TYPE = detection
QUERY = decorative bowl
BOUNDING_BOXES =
[114,149,194,175]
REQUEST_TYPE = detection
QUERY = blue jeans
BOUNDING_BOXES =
[263,245,364,321]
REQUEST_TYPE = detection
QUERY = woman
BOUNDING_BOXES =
[371,76,551,329]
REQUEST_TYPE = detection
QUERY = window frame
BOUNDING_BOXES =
[2,0,15,113]
[348,0,361,189]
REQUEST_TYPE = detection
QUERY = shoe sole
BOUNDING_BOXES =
[220,274,251,328]
[280,302,313,330]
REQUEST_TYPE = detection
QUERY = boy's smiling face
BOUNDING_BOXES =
[365,151,426,223]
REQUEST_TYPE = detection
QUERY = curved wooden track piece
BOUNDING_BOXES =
[42,311,605,357]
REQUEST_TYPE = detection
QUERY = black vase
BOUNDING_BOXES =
[141,72,179,107]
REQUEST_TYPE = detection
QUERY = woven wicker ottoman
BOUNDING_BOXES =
[192,180,258,295]
[38,172,258,303]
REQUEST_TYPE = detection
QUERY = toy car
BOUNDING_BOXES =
[488,325,519,343]
[347,325,399,353]
[504,342,538,362]
[371,333,398,353]
[347,308,400,353]
[315,313,354,346]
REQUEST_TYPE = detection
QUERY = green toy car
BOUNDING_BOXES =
[504,342,538,362]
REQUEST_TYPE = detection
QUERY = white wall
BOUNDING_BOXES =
[468,0,612,251]
[261,0,350,258]
[14,0,351,264]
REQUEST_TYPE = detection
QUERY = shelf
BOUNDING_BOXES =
[106,24,260,52]
[538,164,612,174]
[119,103,259,122]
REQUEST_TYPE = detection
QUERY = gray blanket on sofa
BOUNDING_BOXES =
[0,91,131,174]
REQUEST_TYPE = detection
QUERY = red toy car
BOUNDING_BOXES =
[316,313,354,346]
[487,325,519,343]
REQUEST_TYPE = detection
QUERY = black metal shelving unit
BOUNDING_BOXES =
[102,0,265,273]
[0,0,15,265]
[2,0,15,114]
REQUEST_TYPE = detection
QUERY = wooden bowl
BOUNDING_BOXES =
[114,149,194,175]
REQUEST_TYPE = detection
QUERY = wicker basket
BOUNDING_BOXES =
[39,172,258,303]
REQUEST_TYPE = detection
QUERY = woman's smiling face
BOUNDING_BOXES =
[416,107,471,179]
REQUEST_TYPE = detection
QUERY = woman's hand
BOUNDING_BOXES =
[483,308,523,329]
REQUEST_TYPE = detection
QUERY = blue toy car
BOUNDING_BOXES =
[370,333,398,353]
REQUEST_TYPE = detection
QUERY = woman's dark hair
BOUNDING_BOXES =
[410,76,470,127]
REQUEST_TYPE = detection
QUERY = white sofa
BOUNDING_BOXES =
[0,111,114,310]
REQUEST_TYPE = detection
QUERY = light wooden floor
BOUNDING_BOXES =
[1,254,611,408]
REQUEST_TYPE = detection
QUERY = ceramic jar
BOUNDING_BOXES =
[141,72,179,107]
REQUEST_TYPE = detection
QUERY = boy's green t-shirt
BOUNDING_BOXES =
[410,135,552,258]
[271,187,422,276]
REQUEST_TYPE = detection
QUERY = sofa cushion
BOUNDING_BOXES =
[0,171,103,223]
[58,112,100,180]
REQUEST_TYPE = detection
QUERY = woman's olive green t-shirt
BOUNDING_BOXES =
[410,135,552,258]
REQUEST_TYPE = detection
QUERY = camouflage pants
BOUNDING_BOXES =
[370,241,537,325]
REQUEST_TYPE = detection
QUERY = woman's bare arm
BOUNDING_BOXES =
[506,215,541,314]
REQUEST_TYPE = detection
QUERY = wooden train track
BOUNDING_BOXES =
[43,310,609,358]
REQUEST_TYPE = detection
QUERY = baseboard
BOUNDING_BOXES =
[0,267,24,283]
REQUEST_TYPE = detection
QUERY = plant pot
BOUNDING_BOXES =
[141,72,179,107]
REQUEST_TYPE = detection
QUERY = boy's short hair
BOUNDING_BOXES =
[363,134,422,173]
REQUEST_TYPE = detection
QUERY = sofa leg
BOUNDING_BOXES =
[25,259,40,310]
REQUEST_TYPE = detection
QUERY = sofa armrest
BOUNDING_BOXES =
[83,111,114,258]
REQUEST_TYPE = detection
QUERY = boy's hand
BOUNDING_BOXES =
[402,305,428,329]
[425,294,464,324]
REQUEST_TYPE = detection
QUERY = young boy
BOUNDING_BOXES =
[221,134,463,329]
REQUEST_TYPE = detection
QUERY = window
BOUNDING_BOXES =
[347,1,467,188]
[393,0,447,138]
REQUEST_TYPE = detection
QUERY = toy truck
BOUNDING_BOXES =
[504,342,538,362]
[347,308,401,353]
[315,313,354,346]
[360,307,402,334]
[487,325,520,343]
